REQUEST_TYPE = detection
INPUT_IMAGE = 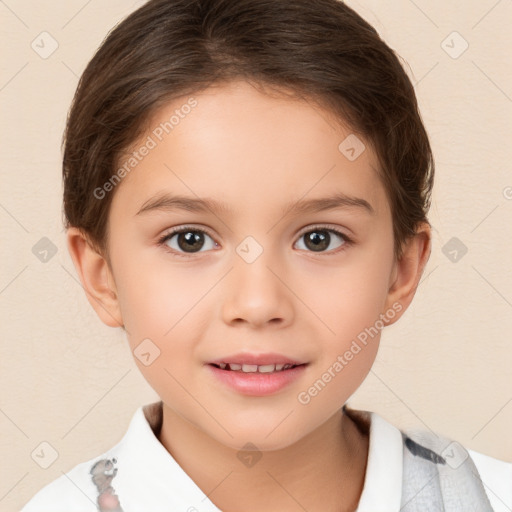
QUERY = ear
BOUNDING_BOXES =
[66,227,124,328]
[383,223,431,325]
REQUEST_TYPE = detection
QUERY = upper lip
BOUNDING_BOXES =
[208,353,307,366]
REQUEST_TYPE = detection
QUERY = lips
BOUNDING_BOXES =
[206,356,308,396]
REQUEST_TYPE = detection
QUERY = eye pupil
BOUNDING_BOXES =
[178,231,204,252]
[305,230,330,251]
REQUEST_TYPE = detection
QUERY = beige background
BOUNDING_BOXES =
[1,0,511,510]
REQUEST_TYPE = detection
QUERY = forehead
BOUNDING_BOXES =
[111,80,389,219]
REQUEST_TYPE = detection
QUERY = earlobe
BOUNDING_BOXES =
[383,223,431,325]
[66,227,124,328]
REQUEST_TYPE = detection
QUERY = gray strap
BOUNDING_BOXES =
[400,430,494,511]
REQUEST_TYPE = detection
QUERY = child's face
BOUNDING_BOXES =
[84,80,417,450]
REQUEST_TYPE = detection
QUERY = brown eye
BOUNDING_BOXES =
[160,228,217,254]
[295,228,348,253]
[176,231,205,252]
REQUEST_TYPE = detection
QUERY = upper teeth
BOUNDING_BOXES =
[217,363,296,372]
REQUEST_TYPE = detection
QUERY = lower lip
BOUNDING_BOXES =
[206,364,308,396]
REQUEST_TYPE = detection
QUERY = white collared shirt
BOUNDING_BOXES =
[21,401,512,512]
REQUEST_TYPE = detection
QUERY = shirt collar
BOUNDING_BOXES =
[112,400,221,511]
[354,408,403,511]
[115,401,403,511]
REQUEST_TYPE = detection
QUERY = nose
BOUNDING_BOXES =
[221,248,294,329]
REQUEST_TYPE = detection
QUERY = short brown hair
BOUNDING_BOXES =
[63,0,434,259]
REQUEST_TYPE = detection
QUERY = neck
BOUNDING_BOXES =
[157,403,369,512]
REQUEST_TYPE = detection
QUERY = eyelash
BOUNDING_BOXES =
[157,224,353,258]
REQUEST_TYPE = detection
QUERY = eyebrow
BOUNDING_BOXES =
[135,192,375,217]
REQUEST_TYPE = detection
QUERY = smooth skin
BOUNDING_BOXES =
[68,80,431,512]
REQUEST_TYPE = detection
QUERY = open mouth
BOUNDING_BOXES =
[207,361,308,395]
[209,363,305,373]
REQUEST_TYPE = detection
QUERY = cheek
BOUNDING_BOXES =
[300,251,393,340]
[112,247,206,341]
[112,254,209,395]
[113,255,225,379]
[294,259,391,413]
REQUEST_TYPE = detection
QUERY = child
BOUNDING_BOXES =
[22,0,510,511]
